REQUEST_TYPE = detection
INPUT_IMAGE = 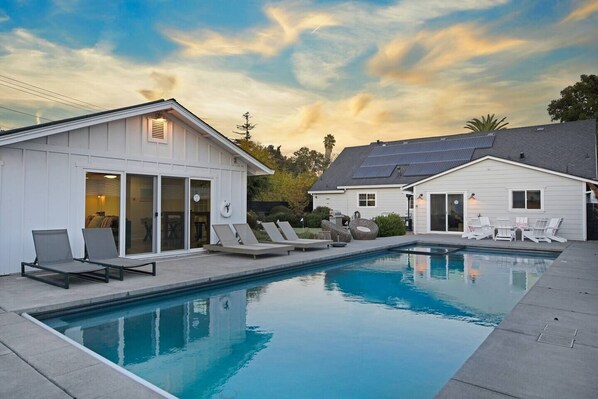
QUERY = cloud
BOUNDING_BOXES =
[138,71,178,100]
[562,0,598,23]
[349,93,373,116]
[0,10,9,23]
[367,23,526,84]
[166,6,337,58]
[291,102,323,135]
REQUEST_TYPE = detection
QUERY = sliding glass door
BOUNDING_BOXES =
[190,180,211,249]
[429,193,464,232]
[126,175,156,255]
[161,177,186,251]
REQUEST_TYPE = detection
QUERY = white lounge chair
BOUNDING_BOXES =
[494,219,515,241]
[469,216,493,240]
[523,219,550,243]
[462,218,481,238]
[545,218,567,243]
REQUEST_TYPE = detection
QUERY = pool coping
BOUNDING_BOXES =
[1,235,595,398]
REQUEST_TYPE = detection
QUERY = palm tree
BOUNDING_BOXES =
[464,114,509,132]
[323,134,336,162]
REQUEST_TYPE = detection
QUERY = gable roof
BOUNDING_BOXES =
[310,119,597,191]
[0,99,273,176]
[403,155,598,189]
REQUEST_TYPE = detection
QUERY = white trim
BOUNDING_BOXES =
[582,182,587,241]
[403,156,598,189]
[308,190,345,195]
[357,192,377,208]
[0,99,273,176]
[337,184,404,189]
[22,313,177,399]
[508,188,544,212]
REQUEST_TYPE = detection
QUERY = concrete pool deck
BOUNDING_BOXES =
[0,235,596,398]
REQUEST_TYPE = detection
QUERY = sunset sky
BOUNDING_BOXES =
[0,0,597,155]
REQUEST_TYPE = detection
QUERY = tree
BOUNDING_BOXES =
[464,114,509,132]
[233,111,255,141]
[289,147,327,176]
[323,134,336,163]
[547,74,598,123]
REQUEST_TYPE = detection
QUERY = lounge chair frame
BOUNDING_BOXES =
[21,229,109,289]
[258,222,332,251]
[204,224,293,259]
[523,219,551,243]
[82,228,157,281]
[545,218,567,243]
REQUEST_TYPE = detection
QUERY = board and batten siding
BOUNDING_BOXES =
[413,158,586,240]
[312,187,408,219]
[0,115,248,275]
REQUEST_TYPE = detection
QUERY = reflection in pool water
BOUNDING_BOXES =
[42,249,555,399]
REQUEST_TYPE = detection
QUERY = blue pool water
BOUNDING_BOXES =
[41,248,556,398]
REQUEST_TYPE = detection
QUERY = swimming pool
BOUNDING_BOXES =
[41,247,556,398]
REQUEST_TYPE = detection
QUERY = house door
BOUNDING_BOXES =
[126,174,156,255]
[189,180,211,249]
[429,193,464,232]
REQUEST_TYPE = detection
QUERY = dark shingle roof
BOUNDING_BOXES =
[310,119,597,191]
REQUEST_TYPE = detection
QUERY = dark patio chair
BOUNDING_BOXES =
[82,228,156,280]
[21,229,109,289]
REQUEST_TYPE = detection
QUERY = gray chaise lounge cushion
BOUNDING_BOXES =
[82,228,156,280]
[204,224,293,259]
[21,229,109,289]
[258,222,332,250]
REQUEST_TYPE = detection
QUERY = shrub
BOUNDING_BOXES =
[312,206,331,215]
[304,212,326,228]
[264,211,299,226]
[372,213,406,237]
[269,205,292,215]
[247,210,259,229]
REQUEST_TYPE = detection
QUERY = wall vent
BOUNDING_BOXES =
[151,119,166,140]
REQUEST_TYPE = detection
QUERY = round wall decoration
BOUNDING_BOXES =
[193,194,200,203]
[220,200,232,218]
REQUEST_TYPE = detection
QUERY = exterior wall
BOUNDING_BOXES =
[412,159,586,240]
[0,115,248,275]
[312,187,409,219]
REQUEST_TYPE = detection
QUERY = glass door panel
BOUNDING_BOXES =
[430,194,446,232]
[447,194,464,232]
[126,175,155,255]
[161,177,186,251]
[85,172,120,251]
[190,180,211,249]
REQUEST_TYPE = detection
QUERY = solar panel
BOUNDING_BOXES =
[403,160,468,176]
[353,134,495,180]
[352,164,396,178]
[370,135,495,157]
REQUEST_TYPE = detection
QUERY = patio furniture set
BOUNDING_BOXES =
[461,217,567,243]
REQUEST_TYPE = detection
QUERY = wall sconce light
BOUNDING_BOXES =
[469,193,476,200]
[417,194,424,200]
[153,112,166,122]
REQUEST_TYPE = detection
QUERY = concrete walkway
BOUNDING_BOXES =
[0,235,595,398]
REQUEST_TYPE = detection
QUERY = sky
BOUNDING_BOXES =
[0,0,597,155]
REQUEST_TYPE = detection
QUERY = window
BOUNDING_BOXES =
[358,193,376,207]
[510,189,542,210]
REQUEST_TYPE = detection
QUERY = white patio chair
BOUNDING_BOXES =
[523,219,550,243]
[462,217,481,238]
[545,218,567,243]
[470,216,493,240]
[494,219,515,241]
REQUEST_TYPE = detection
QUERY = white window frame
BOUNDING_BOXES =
[357,192,377,208]
[509,188,544,211]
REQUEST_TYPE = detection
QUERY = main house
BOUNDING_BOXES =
[309,119,598,240]
[0,99,272,275]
